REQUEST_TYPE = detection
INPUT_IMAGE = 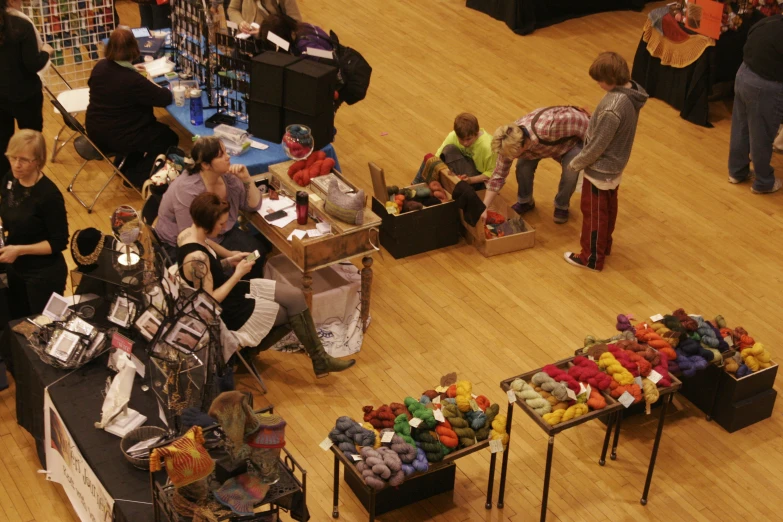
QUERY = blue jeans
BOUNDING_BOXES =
[515,145,582,210]
[729,63,783,191]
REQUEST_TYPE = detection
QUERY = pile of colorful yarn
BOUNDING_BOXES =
[724,342,773,378]
[330,375,509,489]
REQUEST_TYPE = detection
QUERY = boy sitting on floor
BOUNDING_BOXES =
[436,113,497,189]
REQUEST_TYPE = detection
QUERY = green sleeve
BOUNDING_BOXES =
[435,131,458,158]
[473,141,497,178]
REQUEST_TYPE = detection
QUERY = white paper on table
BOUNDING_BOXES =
[287,229,307,241]
[307,229,322,238]
[316,222,331,235]
[267,31,290,51]
[271,209,298,228]
[305,47,334,60]
[236,32,251,40]
[250,140,269,150]
[260,195,295,214]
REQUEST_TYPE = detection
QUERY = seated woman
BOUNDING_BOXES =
[155,136,270,279]
[85,28,178,188]
[178,192,355,378]
[228,0,301,38]
[0,130,69,319]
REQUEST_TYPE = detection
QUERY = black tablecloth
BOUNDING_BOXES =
[466,0,647,35]
[3,322,162,522]
[631,12,765,127]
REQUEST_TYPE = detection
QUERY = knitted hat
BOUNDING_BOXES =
[213,474,270,516]
[149,426,215,488]
[246,413,286,449]
[208,392,260,458]
[70,228,112,272]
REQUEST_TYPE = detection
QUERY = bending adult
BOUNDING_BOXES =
[178,192,355,378]
[0,130,69,319]
[155,136,270,279]
[728,14,783,194]
[228,0,301,38]
[484,106,590,224]
[85,28,178,187]
[0,0,53,174]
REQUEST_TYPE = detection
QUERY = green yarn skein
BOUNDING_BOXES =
[403,397,437,429]
[414,430,444,462]
[442,403,475,448]
[393,414,416,448]
[475,404,499,441]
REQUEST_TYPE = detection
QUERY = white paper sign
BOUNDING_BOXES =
[471,394,478,399]
[507,389,517,403]
[618,391,635,408]
[634,376,643,388]
[409,417,423,428]
[648,369,663,384]
[250,140,269,150]
[578,383,587,396]
[226,21,238,30]
[650,314,665,322]
[266,31,290,51]
[319,437,333,451]
[489,439,504,454]
[724,336,734,347]
[566,388,577,401]
[316,222,331,234]
[381,431,394,444]
[432,395,441,405]
[305,47,334,60]
[350,454,362,462]
[306,228,322,238]
[287,229,307,241]
[433,409,445,422]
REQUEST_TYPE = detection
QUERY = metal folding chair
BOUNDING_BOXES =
[43,85,140,213]
[47,66,90,163]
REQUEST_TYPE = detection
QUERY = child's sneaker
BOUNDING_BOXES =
[553,208,569,224]
[563,252,600,272]
[511,201,535,215]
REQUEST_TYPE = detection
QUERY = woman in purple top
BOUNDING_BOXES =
[155,136,270,278]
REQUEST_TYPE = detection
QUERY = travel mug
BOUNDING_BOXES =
[296,191,309,226]
[189,88,203,126]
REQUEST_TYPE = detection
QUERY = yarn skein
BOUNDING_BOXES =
[490,414,509,448]
[455,381,473,413]
[542,364,581,393]
[404,397,437,429]
[598,352,634,385]
[509,378,552,416]
[392,414,417,448]
[356,446,404,490]
[474,404,499,441]
[435,419,459,448]
[568,356,613,390]
[442,403,475,448]
[642,378,660,414]
[381,428,416,464]
[414,430,444,462]
[531,372,570,402]
[329,416,376,458]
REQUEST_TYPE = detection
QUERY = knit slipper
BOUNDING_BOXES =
[751,178,782,195]
[563,252,600,272]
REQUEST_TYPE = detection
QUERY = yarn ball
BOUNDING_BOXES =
[510,378,552,416]
[412,448,429,473]
[475,395,491,411]
[616,314,633,332]
[724,357,739,374]
[736,364,751,378]
[435,419,459,448]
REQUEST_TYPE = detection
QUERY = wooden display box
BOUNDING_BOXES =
[713,388,777,433]
[344,460,456,516]
[718,351,777,404]
[368,162,459,259]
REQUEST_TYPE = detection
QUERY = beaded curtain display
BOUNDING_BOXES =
[24,0,116,94]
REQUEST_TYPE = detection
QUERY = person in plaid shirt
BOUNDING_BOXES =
[483,106,590,224]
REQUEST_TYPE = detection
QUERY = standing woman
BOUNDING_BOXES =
[0,0,53,175]
[0,130,69,319]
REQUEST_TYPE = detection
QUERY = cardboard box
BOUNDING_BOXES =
[369,162,459,259]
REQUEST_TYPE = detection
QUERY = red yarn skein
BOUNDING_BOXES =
[608,344,639,375]
[390,402,411,420]
[610,383,642,403]
[568,356,612,390]
[542,364,581,393]
[446,385,457,398]
[363,405,396,430]
[475,395,491,411]
[652,352,672,387]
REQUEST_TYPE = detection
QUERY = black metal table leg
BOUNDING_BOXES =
[497,402,514,509]
[641,393,672,505]
[486,452,496,509]
[332,452,340,518]
[540,435,556,522]
[599,412,615,466]
[611,410,623,460]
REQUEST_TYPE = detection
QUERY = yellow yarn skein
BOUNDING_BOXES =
[642,378,660,415]
[552,402,569,411]
[561,403,589,422]
[543,409,564,425]
[361,422,382,449]
[490,415,509,447]
[455,381,473,412]
[598,352,634,385]
[724,358,739,374]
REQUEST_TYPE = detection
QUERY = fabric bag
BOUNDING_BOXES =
[329,30,372,105]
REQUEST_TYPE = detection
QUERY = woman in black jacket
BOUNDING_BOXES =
[85,28,178,187]
[0,0,53,175]
[0,130,69,319]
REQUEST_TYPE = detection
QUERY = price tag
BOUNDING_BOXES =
[319,438,333,451]
[618,391,635,408]
[432,395,441,405]
[634,376,643,388]
[469,399,480,412]
[650,314,664,323]
[305,47,334,60]
[471,394,478,399]
[266,31,290,51]
[588,355,594,361]
[433,409,445,423]
[643,323,648,329]
[111,333,133,354]
[409,418,423,428]
[435,385,448,393]
[130,352,145,378]
[724,336,734,348]
[566,388,577,401]
[489,439,504,454]
[350,454,363,462]
[578,383,587,396]
[648,369,663,384]
[585,384,591,398]
[381,431,394,444]
[507,389,517,403]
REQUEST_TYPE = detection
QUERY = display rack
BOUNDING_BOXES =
[170,0,213,96]
[24,0,116,94]
[498,356,679,522]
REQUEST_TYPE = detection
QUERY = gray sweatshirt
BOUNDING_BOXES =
[569,81,649,179]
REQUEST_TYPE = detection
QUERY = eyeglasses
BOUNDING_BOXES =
[5,154,36,166]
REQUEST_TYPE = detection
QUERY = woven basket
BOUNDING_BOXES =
[121,426,168,470]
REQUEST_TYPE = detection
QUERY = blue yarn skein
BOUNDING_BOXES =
[736,364,751,378]
[678,338,714,362]
[420,395,431,405]
[693,316,720,348]
[466,410,486,430]
[412,448,429,473]
[709,323,731,352]
[401,462,415,476]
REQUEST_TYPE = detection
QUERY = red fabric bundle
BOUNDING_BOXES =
[568,356,612,390]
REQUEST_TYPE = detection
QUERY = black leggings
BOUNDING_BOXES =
[273,282,307,326]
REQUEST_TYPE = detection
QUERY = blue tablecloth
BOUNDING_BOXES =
[165,94,339,175]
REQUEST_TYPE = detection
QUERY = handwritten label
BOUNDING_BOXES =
[381,431,394,444]
[618,391,635,408]
[409,418,423,428]
[319,438,333,451]
[507,389,517,403]
[432,395,441,405]
[111,333,133,354]
[648,369,663,384]
[433,409,445,423]
[566,388,577,401]
[650,314,664,323]
[489,439,504,454]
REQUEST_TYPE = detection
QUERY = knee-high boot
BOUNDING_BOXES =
[288,310,355,378]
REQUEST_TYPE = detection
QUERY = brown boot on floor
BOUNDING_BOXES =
[288,311,356,378]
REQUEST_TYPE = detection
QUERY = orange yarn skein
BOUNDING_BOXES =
[586,388,606,410]
[435,419,459,448]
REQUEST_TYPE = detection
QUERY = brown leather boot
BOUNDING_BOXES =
[288,310,355,378]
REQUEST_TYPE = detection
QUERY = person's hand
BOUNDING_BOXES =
[228,164,251,181]
[42,43,54,56]
[457,174,469,182]
[248,25,260,36]
[234,258,255,278]
[226,252,249,267]
[0,245,22,264]
[479,209,488,224]
[239,21,253,33]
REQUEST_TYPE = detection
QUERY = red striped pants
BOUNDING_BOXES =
[577,177,618,271]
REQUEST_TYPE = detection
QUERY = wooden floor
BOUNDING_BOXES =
[2,0,783,520]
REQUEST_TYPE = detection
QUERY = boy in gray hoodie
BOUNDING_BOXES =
[564,52,648,272]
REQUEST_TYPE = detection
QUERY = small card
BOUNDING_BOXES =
[350,453,362,462]
[287,229,307,241]
[409,418,423,428]
[305,47,334,60]
[648,369,663,384]
[588,355,594,361]
[471,394,478,399]
[634,376,643,388]
[226,21,238,30]
[266,31,290,51]
[724,336,734,348]
[650,314,665,323]
[111,333,133,354]
[250,140,269,150]
[566,388,577,401]
[319,438,333,451]
[507,389,517,403]
[578,383,587,397]
[381,431,394,444]
[618,391,635,408]
[130,352,145,378]
[432,395,441,405]
[435,385,448,393]
[433,409,445,423]
[489,439,504,454]
[469,399,480,412]
[316,222,331,235]
[307,228,322,238]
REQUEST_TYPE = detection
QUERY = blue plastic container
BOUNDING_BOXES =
[189,89,204,126]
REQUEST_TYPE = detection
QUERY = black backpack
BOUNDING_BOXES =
[329,30,372,105]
